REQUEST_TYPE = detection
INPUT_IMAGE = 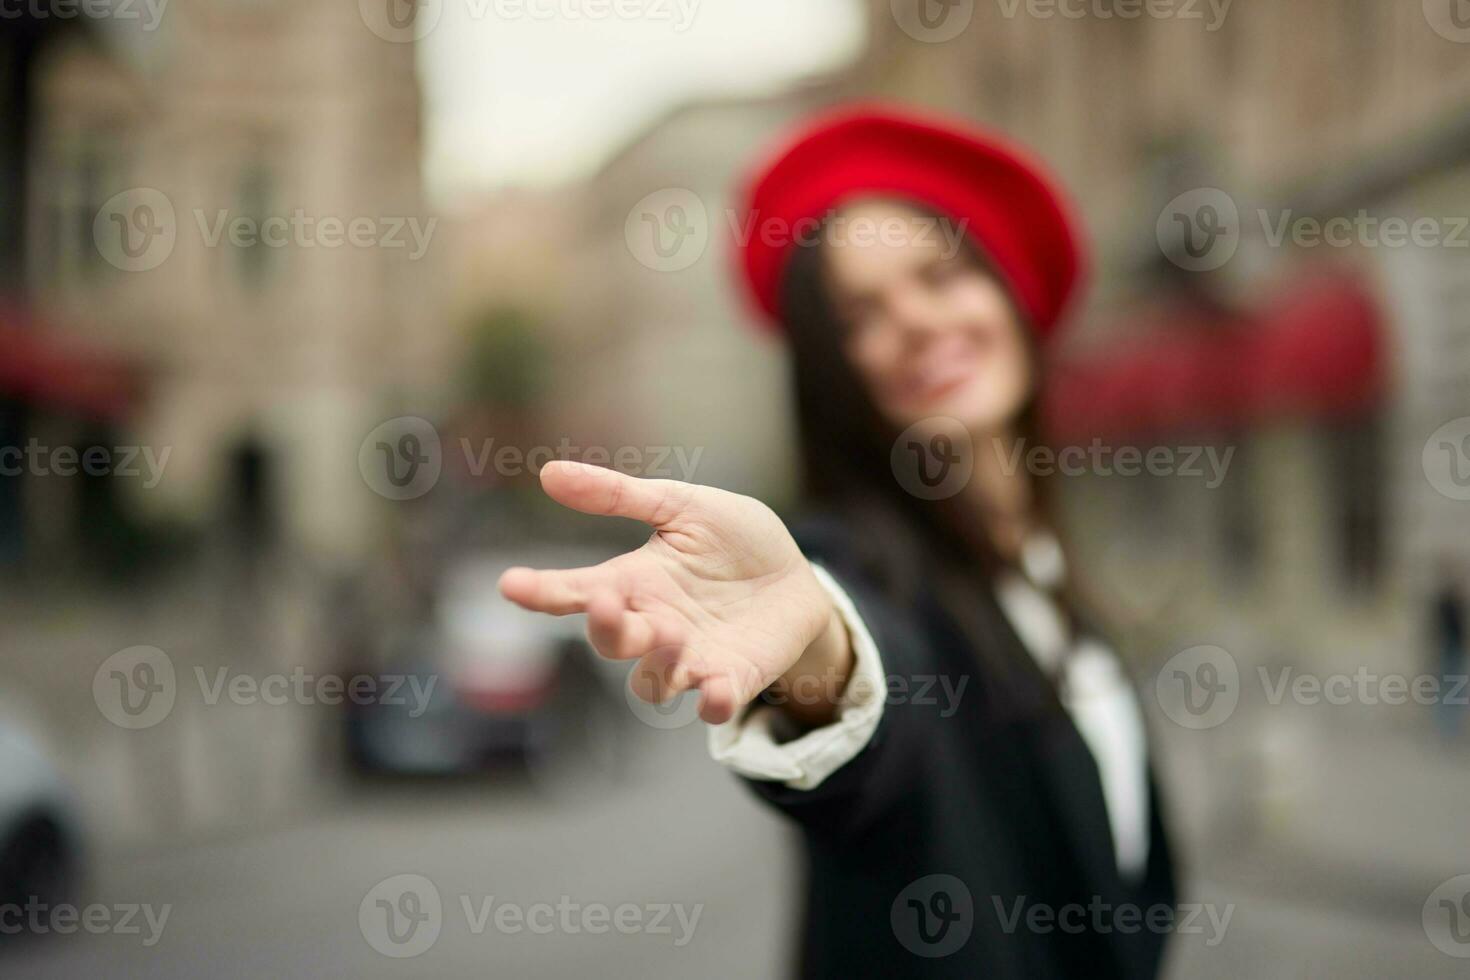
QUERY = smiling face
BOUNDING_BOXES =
[820,197,1036,437]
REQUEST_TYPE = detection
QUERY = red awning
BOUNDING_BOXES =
[0,305,141,421]
[1043,271,1384,442]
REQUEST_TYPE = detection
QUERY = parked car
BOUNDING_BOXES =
[0,718,81,930]
[345,547,626,783]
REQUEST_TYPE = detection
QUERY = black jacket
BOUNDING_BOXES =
[741,516,1177,979]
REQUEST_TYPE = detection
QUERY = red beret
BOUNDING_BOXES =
[732,103,1088,341]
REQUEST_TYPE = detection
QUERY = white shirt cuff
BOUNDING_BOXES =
[706,563,887,790]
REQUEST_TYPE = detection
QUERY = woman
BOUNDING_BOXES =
[499,106,1176,978]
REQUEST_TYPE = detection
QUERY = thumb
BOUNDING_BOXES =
[538,460,696,529]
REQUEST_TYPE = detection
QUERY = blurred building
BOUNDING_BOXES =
[855,0,1470,687]
[1,2,448,846]
[7,1,445,577]
[451,80,881,507]
[454,4,1470,682]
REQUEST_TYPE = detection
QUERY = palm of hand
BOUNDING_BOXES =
[499,462,832,723]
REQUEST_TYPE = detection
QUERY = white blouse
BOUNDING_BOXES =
[708,545,1152,883]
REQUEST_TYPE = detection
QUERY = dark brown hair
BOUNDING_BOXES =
[778,210,1085,705]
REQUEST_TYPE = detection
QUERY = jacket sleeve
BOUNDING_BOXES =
[708,519,953,841]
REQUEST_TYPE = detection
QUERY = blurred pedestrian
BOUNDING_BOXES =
[1431,559,1468,742]
[500,105,1176,978]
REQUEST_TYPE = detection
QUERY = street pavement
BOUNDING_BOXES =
[5,616,1470,980]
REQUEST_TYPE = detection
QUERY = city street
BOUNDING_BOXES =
[3,714,1464,978]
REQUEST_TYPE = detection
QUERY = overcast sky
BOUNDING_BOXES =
[418,0,866,206]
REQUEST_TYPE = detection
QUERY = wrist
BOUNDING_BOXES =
[770,592,852,724]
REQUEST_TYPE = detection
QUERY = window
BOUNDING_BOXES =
[1217,434,1258,581]
[235,162,276,291]
[1324,417,1384,595]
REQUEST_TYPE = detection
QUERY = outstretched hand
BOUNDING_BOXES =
[498,461,848,725]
